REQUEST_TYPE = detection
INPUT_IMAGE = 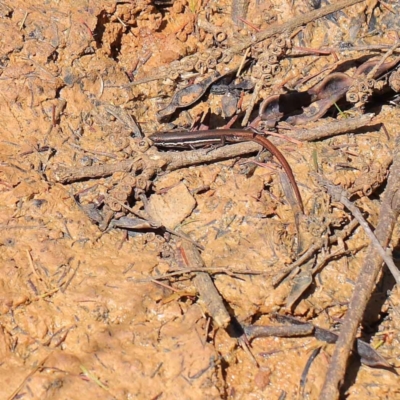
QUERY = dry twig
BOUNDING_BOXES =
[287,114,374,142]
[313,173,400,285]
[179,240,231,329]
[229,0,366,54]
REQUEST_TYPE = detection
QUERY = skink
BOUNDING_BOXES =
[150,129,304,213]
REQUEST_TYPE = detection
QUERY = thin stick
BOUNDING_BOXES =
[230,0,365,54]
[237,47,250,77]
[61,261,80,293]
[19,11,28,31]
[105,75,167,88]
[179,240,231,329]
[242,80,262,126]
[313,174,400,285]
[7,354,51,400]
[287,114,374,142]
[26,249,41,280]
[367,40,400,80]
[150,279,181,292]
[273,218,359,286]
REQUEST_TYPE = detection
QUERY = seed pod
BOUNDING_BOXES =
[268,45,284,56]
[111,189,128,202]
[130,137,151,153]
[273,36,286,48]
[144,232,156,242]
[366,78,375,88]
[169,69,180,80]
[252,42,265,55]
[214,31,227,42]
[195,59,207,73]
[361,185,373,196]
[359,92,369,103]
[138,138,151,152]
[106,198,122,212]
[221,52,233,63]
[258,53,270,67]
[118,181,133,196]
[170,60,181,70]
[261,74,273,86]
[211,48,222,59]
[271,64,281,75]
[206,56,217,69]
[199,52,209,61]
[110,135,130,151]
[161,243,173,258]
[262,64,272,74]
[357,81,368,92]
[346,90,359,103]
[251,65,263,79]
[180,57,196,72]
[122,174,137,188]
[267,54,278,64]
[136,176,148,190]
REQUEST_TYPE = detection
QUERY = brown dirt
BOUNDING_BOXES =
[1,0,400,399]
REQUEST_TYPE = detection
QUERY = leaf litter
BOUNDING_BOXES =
[1,0,400,399]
